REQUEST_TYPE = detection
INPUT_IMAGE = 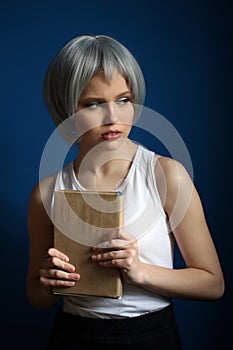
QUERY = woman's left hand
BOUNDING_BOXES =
[91,228,143,284]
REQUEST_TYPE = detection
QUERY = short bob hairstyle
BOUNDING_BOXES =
[43,34,146,127]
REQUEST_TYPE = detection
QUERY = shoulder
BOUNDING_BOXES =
[154,155,192,186]
[154,156,191,183]
[30,174,56,202]
[28,174,56,220]
[153,155,194,213]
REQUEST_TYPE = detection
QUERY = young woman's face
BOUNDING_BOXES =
[75,70,135,151]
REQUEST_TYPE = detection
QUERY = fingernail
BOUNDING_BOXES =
[68,281,75,286]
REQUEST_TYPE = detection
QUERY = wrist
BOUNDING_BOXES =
[134,261,146,286]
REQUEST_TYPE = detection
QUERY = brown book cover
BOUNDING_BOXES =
[53,190,124,298]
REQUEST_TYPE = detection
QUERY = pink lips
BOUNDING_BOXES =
[101,130,121,140]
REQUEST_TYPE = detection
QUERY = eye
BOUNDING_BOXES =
[116,97,129,105]
[85,101,101,109]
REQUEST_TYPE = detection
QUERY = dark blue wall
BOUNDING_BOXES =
[1,1,232,349]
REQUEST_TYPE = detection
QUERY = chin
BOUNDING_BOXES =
[99,138,126,152]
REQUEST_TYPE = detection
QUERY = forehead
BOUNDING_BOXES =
[80,70,130,98]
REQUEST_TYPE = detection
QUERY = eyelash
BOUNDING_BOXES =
[85,97,130,109]
[117,97,130,104]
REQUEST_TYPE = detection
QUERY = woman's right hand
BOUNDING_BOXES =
[39,248,80,290]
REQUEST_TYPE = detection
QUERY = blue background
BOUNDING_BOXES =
[1,1,232,349]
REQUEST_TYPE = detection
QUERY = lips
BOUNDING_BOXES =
[101,130,122,140]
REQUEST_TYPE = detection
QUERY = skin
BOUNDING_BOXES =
[26,70,225,308]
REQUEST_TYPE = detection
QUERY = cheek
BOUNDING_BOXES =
[118,104,135,126]
[74,110,104,139]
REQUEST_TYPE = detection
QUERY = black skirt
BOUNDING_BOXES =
[47,303,182,349]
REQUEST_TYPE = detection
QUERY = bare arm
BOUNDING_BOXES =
[145,157,225,299]
[92,157,225,300]
[26,177,80,309]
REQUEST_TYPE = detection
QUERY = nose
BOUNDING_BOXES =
[103,102,119,125]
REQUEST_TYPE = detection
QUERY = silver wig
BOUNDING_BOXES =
[43,34,146,127]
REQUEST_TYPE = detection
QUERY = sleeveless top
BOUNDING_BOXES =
[52,145,174,318]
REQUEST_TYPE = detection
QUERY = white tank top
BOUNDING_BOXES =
[53,145,174,318]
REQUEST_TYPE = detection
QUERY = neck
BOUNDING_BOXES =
[73,139,138,191]
[75,138,137,175]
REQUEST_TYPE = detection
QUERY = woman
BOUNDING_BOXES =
[26,34,224,349]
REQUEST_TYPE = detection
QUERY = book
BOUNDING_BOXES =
[53,190,124,298]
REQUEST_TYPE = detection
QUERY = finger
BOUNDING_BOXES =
[93,236,137,251]
[98,258,131,270]
[41,256,76,272]
[117,228,136,241]
[92,239,125,251]
[39,268,80,289]
[50,257,76,272]
[97,228,136,248]
[92,249,128,262]
[41,268,80,281]
[40,276,77,288]
[49,269,80,281]
[47,247,70,262]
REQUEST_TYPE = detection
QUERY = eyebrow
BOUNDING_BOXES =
[80,90,132,102]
